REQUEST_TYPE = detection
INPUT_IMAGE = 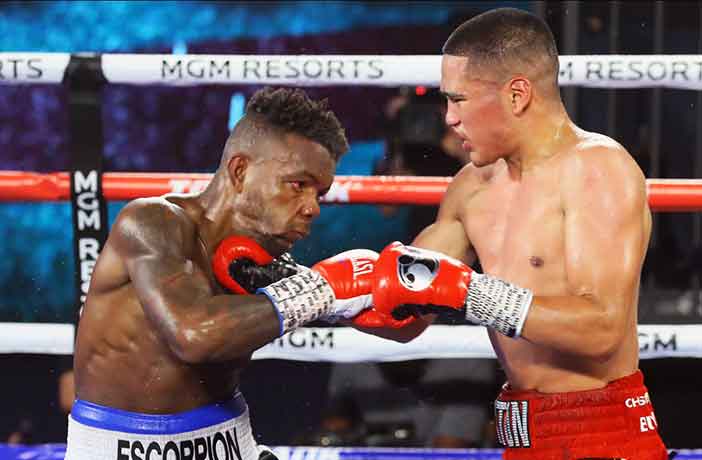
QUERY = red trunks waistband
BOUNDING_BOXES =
[494,370,666,457]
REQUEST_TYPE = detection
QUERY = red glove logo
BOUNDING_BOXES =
[396,247,439,291]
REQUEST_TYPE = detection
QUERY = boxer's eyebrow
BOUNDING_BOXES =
[284,171,319,184]
[440,90,467,101]
[284,171,330,194]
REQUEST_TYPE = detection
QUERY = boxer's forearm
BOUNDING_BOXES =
[161,294,281,363]
[520,294,626,359]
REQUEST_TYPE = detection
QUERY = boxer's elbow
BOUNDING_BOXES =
[169,327,213,363]
[143,304,222,363]
[586,332,619,361]
[170,322,257,363]
[585,306,625,360]
[170,325,244,363]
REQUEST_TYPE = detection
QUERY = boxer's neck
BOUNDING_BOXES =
[505,103,574,175]
[193,170,242,253]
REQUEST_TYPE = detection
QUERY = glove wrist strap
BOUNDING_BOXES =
[463,273,533,338]
[257,270,335,336]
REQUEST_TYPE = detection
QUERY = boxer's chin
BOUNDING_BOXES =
[268,236,293,256]
[469,150,488,167]
[254,234,288,258]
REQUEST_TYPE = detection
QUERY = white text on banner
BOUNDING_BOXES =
[102,54,441,86]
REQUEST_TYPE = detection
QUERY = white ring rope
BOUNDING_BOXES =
[2,53,702,89]
[0,323,75,355]
[2,323,698,360]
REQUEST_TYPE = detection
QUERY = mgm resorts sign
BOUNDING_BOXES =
[160,56,384,82]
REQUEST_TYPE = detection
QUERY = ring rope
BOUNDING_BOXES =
[3,53,702,89]
[2,171,702,210]
[2,323,698,360]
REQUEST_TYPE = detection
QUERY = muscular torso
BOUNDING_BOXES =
[74,197,249,413]
[458,140,646,393]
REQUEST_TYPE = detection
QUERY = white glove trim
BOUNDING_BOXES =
[329,294,373,319]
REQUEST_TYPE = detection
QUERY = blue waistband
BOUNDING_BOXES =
[70,393,247,435]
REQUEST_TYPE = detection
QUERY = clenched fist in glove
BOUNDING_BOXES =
[312,250,415,329]
[213,235,301,294]
[258,248,413,336]
[372,242,533,338]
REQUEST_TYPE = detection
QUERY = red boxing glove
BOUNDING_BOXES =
[311,249,377,320]
[313,249,415,328]
[257,247,416,336]
[351,307,415,329]
[258,249,378,336]
[213,235,298,294]
[372,242,533,338]
[373,242,471,316]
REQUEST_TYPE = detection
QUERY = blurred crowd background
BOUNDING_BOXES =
[0,0,701,449]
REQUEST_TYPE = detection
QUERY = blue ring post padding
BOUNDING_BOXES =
[70,392,246,435]
[0,445,700,460]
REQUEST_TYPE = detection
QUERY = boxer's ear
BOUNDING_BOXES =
[507,77,531,116]
[228,154,249,193]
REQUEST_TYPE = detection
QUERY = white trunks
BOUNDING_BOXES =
[65,393,261,460]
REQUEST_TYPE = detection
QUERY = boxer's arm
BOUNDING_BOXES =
[520,145,650,359]
[112,199,280,363]
[355,168,477,342]
[412,163,477,261]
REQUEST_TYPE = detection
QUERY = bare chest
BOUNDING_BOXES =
[461,177,565,292]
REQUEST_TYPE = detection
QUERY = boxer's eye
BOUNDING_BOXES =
[289,181,304,192]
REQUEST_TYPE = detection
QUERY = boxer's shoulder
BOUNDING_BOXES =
[454,160,499,184]
[561,133,645,191]
[119,197,192,229]
[565,130,634,168]
[446,161,497,201]
[111,197,197,253]
[442,163,500,210]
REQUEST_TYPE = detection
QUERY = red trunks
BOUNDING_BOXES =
[495,370,667,460]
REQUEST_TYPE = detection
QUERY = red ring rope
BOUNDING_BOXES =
[1,171,701,211]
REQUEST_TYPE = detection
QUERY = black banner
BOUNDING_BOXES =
[66,54,108,323]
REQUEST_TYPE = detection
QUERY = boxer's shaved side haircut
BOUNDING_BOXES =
[224,87,349,162]
[443,8,560,97]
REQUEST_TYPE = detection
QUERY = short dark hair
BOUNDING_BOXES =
[442,8,559,89]
[244,87,349,161]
